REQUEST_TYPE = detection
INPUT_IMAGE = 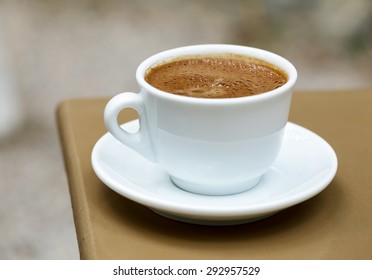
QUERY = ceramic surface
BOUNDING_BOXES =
[92,120,338,225]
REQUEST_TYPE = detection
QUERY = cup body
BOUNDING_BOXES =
[105,44,297,195]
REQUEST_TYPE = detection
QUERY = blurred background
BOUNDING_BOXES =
[0,0,371,259]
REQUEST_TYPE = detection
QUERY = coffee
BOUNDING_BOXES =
[145,54,288,98]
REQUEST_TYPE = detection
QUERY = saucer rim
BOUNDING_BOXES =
[92,121,338,218]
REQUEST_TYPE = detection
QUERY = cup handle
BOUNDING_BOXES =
[104,92,156,162]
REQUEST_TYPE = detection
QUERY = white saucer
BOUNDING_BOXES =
[92,121,337,225]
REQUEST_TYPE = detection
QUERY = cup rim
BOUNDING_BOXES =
[136,44,297,104]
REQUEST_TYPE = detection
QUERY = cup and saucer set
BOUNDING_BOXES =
[91,45,337,226]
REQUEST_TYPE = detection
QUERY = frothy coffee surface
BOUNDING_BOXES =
[145,55,287,98]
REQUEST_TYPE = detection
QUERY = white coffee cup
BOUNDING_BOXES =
[104,44,297,195]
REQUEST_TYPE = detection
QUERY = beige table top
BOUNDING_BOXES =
[57,89,372,259]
